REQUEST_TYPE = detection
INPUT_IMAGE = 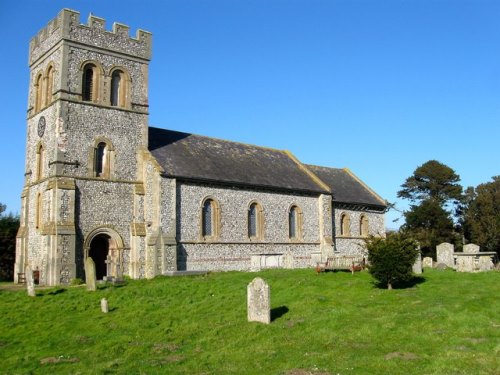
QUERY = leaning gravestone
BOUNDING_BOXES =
[436,243,455,268]
[247,277,270,324]
[85,257,97,291]
[412,252,422,274]
[26,265,36,297]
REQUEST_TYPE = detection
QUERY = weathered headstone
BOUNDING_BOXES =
[282,251,294,269]
[412,252,422,274]
[247,277,270,324]
[26,265,35,297]
[85,257,97,291]
[436,243,455,268]
[422,257,433,268]
[101,298,109,313]
[463,244,480,253]
[104,255,113,281]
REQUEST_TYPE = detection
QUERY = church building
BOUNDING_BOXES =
[15,9,386,285]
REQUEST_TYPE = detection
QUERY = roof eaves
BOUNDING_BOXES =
[342,168,387,207]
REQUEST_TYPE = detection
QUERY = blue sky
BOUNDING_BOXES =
[1,0,499,228]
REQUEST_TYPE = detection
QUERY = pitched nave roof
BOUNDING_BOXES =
[148,127,328,194]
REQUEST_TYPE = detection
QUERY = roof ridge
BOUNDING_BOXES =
[150,126,286,153]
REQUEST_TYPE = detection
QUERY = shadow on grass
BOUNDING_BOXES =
[271,306,289,322]
[372,276,426,290]
[38,287,67,297]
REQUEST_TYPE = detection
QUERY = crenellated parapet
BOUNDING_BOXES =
[30,8,152,66]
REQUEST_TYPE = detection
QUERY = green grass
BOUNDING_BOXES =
[0,269,499,374]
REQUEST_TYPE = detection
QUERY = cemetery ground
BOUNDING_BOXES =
[0,269,498,374]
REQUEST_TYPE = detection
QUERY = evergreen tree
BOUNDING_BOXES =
[366,232,420,290]
[0,203,19,281]
[397,160,462,257]
[462,176,500,257]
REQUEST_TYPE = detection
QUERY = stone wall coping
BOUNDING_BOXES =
[250,253,284,256]
[454,252,496,256]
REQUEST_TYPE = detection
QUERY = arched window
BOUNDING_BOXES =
[91,139,114,179]
[202,199,213,237]
[289,205,302,240]
[82,63,96,102]
[35,73,43,112]
[201,198,220,240]
[110,70,127,107]
[94,142,108,177]
[340,213,350,236]
[248,202,264,240]
[45,65,54,106]
[360,215,369,237]
[36,193,42,230]
[36,143,44,181]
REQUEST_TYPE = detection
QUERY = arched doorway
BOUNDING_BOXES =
[88,234,110,280]
[85,227,124,281]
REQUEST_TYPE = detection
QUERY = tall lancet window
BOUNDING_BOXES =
[95,142,107,177]
[82,64,95,102]
[248,203,257,238]
[289,205,302,240]
[110,70,122,107]
[45,65,54,106]
[202,199,213,237]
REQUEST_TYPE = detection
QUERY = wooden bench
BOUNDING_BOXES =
[316,256,366,275]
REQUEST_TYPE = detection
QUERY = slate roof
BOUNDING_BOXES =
[148,127,329,194]
[305,165,387,209]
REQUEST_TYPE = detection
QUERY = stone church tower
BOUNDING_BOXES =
[15,10,152,285]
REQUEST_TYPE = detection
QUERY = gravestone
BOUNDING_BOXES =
[412,252,422,274]
[26,265,36,297]
[104,255,113,281]
[282,251,294,269]
[463,244,480,253]
[101,298,109,313]
[436,243,455,268]
[85,257,97,291]
[247,277,270,324]
[422,257,433,268]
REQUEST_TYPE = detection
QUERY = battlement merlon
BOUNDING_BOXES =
[29,9,152,66]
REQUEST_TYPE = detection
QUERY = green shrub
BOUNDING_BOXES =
[70,278,84,286]
[366,232,420,289]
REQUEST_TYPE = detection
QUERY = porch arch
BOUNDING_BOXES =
[84,227,125,280]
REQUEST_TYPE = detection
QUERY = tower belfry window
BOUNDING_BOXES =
[82,64,95,102]
[45,66,54,106]
[35,74,43,113]
[111,70,122,106]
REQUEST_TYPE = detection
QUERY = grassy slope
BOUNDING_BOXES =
[0,269,498,375]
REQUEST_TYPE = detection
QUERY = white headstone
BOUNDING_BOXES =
[412,252,422,274]
[422,257,433,268]
[25,265,35,297]
[463,244,480,253]
[247,277,270,324]
[436,243,455,268]
[101,298,109,313]
[282,251,294,269]
[85,257,97,291]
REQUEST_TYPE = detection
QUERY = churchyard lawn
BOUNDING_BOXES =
[0,268,498,374]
